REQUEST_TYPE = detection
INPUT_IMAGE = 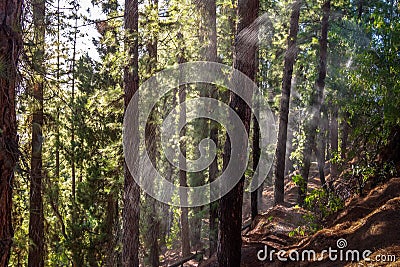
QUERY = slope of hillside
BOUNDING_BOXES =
[201,177,400,266]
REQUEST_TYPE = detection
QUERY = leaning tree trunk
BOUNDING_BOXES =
[0,0,22,265]
[273,0,302,206]
[217,0,259,265]
[298,0,330,205]
[28,0,46,266]
[122,0,140,266]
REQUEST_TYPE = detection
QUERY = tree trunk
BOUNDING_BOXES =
[179,85,191,257]
[160,89,177,249]
[251,95,260,220]
[285,123,295,176]
[70,2,78,201]
[330,102,339,178]
[273,0,302,206]
[199,0,220,257]
[28,0,46,266]
[122,0,140,266]
[357,0,364,21]
[144,1,160,263]
[217,0,258,264]
[177,32,191,257]
[316,105,328,191]
[0,0,22,265]
[298,0,330,205]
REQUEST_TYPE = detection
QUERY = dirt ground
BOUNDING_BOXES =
[163,159,400,267]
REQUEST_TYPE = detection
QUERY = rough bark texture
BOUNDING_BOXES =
[0,0,22,265]
[273,0,302,206]
[122,0,140,266]
[217,0,258,265]
[28,0,46,266]
[299,0,330,205]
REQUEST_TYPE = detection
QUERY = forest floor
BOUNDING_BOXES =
[163,162,400,266]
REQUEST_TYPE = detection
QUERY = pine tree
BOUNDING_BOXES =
[217,0,259,264]
[28,0,46,265]
[298,0,331,205]
[273,0,302,206]
[122,0,140,265]
[0,0,23,265]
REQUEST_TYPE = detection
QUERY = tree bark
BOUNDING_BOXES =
[0,0,22,265]
[122,0,140,266]
[273,0,302,206]
[217,0,258,264]
[28,0,46,266]
[298,0,330,205]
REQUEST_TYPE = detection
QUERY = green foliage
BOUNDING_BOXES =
[304,188,344,222]
[351,160,397,196]
[292,174,306,192]
[288,211,320,237]
[330,150,343,166]
[8,0,400,265]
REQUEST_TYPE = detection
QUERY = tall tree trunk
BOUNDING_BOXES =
[273,0,302,206]
[159,89,177,249]
[298,0,330,205]
[70,2,78,201]
[28,0,46,266]
[179,85,191,258]
[190,0,219,247]
[122,0,140,266]
[199,0,220,256]
[69,3,80,265]
[145,1,160,264]
[0,1,22,265]
[178,32,191,257]
[217,0,259,264]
